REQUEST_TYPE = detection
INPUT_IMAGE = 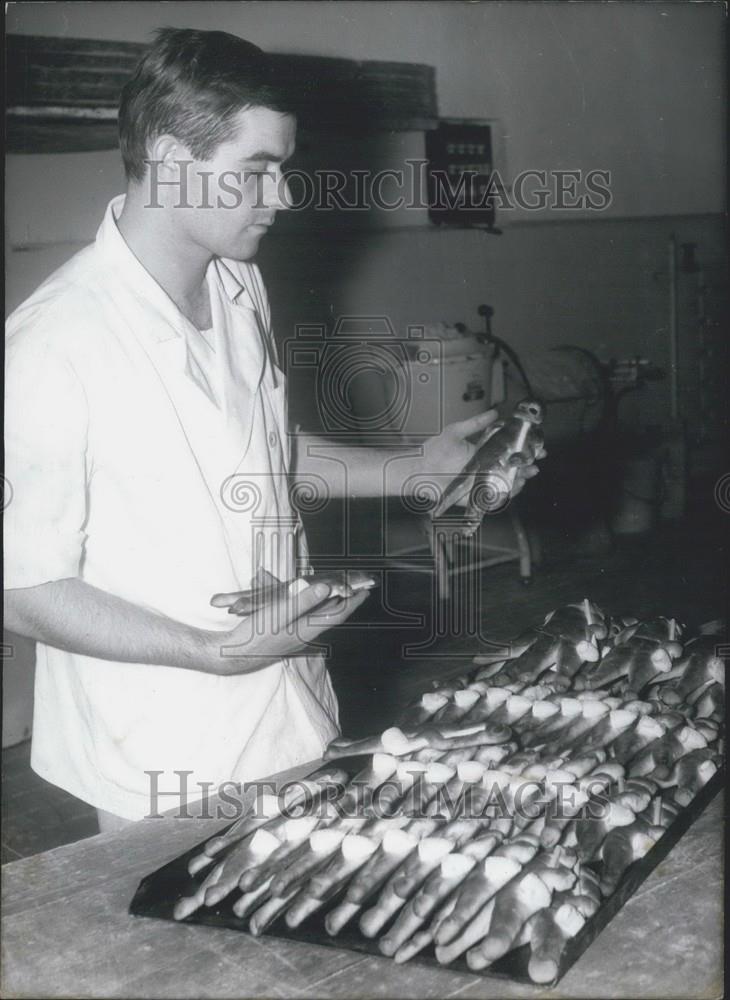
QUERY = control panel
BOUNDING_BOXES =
[426,119,497,230]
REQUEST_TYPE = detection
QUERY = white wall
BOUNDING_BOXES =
[6,0,726,218]
[5,2,726,424]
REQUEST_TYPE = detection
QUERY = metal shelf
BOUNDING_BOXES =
[7,34,438,154]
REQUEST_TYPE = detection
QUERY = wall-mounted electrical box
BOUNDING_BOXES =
[426,119,499,231]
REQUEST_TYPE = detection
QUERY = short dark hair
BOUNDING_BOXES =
[119,28,294,182]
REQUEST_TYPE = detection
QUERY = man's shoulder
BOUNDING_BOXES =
[6,243,112,352]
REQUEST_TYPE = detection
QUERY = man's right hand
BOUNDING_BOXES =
[201,579,370,675]
[4,576,370,678]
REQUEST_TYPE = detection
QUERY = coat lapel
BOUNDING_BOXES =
[94,198,292,590]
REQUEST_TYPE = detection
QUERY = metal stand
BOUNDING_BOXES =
[387,508,533,602]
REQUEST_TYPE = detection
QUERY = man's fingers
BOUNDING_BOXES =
[306,588,370,625]
[510,464,539,494]
[233,580,331,639]
[514,464,540,482]
[228,596,258,616]
[448,408,498,439]
[212,569,287,611]
[210,591,246,608]
[221,581,370,668]
[287,581,332,621]
[219,578,332,627]
[269,581,364,643]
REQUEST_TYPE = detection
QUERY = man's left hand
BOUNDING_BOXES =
[420,409,542,506]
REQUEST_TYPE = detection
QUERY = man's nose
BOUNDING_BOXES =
[269,168,292,212]
[259,167,291,212]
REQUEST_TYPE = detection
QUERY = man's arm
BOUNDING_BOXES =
[4,577,365,676]
[4,580,215,672]
[293,434,419,499]
[292,410,536,500]
[5,309,372,676]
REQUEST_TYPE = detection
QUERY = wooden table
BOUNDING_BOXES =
[1,760,723,1000]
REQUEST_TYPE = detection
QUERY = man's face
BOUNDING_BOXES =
[158,106,296,261]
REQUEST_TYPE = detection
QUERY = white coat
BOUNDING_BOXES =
[4,196,339,819]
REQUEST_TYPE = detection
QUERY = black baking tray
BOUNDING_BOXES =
[129,767,723,986]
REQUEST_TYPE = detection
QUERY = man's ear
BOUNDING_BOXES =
[146,134,192,178]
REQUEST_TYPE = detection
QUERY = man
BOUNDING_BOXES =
[4,29,536,828]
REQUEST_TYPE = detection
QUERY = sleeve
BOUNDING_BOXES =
[4,332,90,589]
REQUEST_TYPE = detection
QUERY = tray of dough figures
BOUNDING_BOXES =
[130,602,725,986]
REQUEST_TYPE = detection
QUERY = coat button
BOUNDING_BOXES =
[268,430,278,447]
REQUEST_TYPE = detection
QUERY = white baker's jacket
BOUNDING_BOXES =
[4,195,339,819]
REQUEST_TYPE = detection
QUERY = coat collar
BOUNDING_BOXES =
[95,195,259,338]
